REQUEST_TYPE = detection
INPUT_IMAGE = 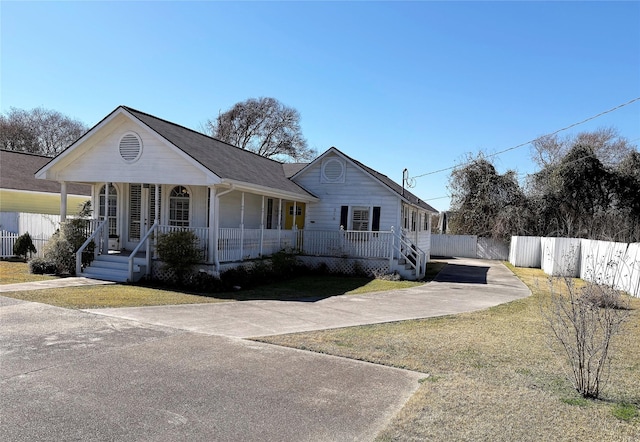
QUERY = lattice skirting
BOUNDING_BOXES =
[296,256,390,277]
[151,261,219,282]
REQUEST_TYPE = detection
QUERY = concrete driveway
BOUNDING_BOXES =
[0,258,530,441]
[87,258,530,338]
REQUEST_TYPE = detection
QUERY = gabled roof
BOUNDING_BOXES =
[122,107,313,197]
[292,147,437,213]
[1,149,90,195]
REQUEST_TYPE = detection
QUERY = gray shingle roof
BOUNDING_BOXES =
[123,107,313,197]
[1,149,90,195]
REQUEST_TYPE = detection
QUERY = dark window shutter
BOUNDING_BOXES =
[372,206,381,231]
[340,206,348,229]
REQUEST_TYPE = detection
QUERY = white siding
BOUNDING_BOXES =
[218,191,267,229]
[293,153,401,231]
[46,116,212,185]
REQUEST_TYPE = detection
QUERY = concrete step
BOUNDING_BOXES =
[82,267,130,283]
[81,253,146,283]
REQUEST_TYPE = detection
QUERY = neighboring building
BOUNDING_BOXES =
[0,149,90,237]
[35,106,437,282]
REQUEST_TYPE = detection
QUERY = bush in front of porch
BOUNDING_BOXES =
[155,230,203,285]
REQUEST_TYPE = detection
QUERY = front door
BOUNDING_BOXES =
[284,202,305,229]
[125,184,160,250]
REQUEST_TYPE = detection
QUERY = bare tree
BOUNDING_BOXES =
[204,97,316,162]
[543,268,630,399]
[0,107,87,156]
[531,127,635,169]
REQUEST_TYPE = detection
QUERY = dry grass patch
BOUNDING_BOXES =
[0,261,58,284]
[258,264,640,441]
[1,284,227,309]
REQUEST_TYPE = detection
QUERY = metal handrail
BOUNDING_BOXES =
[128,221,158,282]
[76,219,108,276]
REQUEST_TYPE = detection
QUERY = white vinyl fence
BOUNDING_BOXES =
[431,234,509,260]
[509,236,640,297]
[1,230,52,258]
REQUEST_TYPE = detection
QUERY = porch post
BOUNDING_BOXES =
[208,186,216,264]
[102,182,110,254]
[260,196,265,257]
[240,192,245,260]
[154,184,160,258]
[390,226,395,267]
[59,181,68,222]
[277,198,282,248]
[293,201,297,229]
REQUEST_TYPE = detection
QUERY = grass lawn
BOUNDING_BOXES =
[0,260,58,284]
[0,260,442,308]
[258,263,640,441]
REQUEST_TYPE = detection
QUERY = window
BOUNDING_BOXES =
[340,205,381,231]
[169,186,190,227]
[352,207,369,231]
[289,205,302,216]
[98,185,117,236]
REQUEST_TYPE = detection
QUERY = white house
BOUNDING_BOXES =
[0,150,90,257]
[35,106,437,282]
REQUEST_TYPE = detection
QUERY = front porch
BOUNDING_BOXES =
[77,223,427,283]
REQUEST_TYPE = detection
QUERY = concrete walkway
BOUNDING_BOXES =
[86,258,531,338]
[0,276,114,292]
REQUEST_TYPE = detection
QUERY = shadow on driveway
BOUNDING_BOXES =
[434,262,490,284]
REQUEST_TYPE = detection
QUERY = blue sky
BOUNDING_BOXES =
[2,1,639,211]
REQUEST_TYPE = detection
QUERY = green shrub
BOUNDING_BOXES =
[43,220,95,275]
[155,230,203,284]
[13,232,37,259]
[29,257,58,274]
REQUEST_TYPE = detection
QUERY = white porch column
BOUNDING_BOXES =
[102,182,109,254]
[277,198,282,247]
[240,192,245,260]
[154,184,160,258]
[293,201,297,229]
[260,196,265,256]
[60,181,68,222]
[208,186,216,264]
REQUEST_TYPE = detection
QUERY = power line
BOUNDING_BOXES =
[410,96,640,180]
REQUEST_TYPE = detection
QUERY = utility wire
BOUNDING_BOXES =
[410,96,640,180]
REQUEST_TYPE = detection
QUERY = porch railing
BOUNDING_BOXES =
[129,221,158,282]
[393,228,427,279]
[76,219,108,275]
[299,229,393,259]
[218,227,394,261]
[218,228,297,262]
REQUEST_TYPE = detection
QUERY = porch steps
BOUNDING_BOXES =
[81,254,146,283]
[392,258,418,280]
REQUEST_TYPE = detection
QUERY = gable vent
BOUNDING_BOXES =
[119,132,142,162]
[321,158,345,183]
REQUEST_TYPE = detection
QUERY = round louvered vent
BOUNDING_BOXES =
[322,158,345,182]
[119,132,142,162]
